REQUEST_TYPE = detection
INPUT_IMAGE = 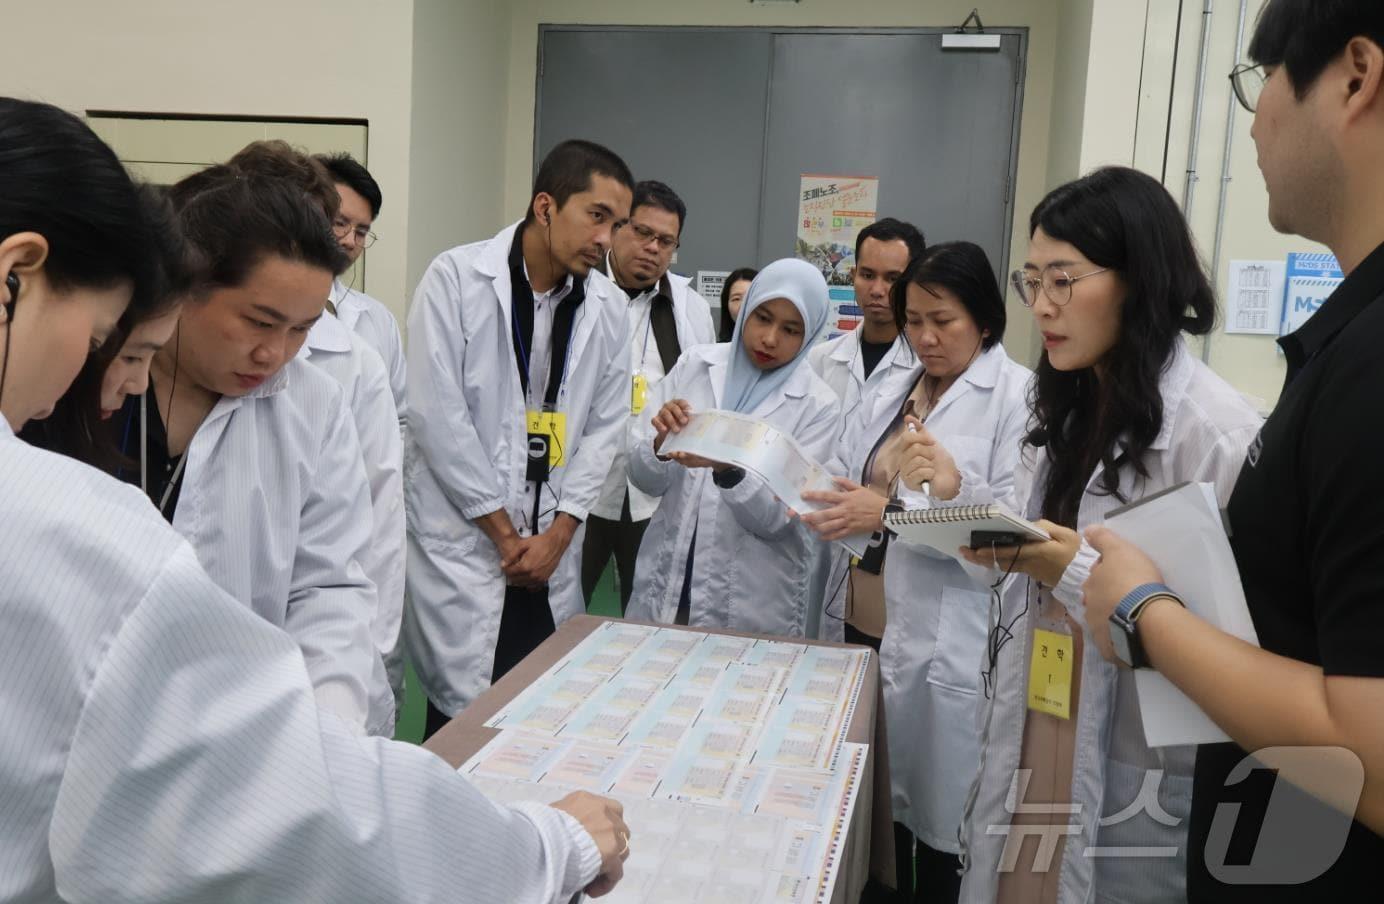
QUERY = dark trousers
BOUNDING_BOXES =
[423,584,556,741]
[580,493,647,615]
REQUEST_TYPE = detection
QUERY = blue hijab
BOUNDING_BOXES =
[722,258,830,414]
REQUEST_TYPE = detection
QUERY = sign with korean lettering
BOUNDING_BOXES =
[795,173,879,340]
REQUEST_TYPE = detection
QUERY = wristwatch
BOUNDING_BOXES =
[1109,582,1184,669]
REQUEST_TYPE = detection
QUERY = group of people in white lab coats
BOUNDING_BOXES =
[1,97,628,902]
[9,2,1381,894]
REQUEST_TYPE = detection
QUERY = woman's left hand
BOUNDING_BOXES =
[800,478,888,541]
[666,451,730,473]
[957,519,1083,586]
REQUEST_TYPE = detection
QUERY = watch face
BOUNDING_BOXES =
[1111,626,1134,667]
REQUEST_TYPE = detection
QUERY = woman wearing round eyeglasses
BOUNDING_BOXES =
[954,167,1262,904]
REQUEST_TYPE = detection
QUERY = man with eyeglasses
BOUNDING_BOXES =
[314,153,407,424]
[1076,2,1384,901]
[584,180,715,612]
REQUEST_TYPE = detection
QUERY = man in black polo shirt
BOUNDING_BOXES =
[1078,1,1384,899]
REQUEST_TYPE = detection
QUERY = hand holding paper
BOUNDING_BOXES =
[1082,525,1167,663]
[1084,481,1260,747]
[651,398,693,453]
[666,451,732,473]
[659,409,873,554]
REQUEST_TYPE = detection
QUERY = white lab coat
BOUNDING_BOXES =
[0,419,600,903]
[301,312,405,736]
[823,343,1032,853]
[404,221,630,714]
[332,277,407,423]
[803,328,916,639]
[959,343,1263,904]
[169,358,379,733]
[807,327,915,427]
[625,343,842,636]
[592,270,717,523]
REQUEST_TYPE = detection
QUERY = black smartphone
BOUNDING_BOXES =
[969,530,1030,549]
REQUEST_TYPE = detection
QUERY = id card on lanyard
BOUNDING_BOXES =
[1028,594,1075,719]
[631,302,656,416]
[525,408,567,470]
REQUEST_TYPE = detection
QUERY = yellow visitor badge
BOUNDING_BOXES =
[525,409,567,467]
[1027,628,1073,719]
[631,373,649,416]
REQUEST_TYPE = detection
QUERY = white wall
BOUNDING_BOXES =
[1051,0,1328,409]
[5,0,1317,406]
[406,0,510,295]
[500,0,1063,363]
[2,0,417,322]
[1046,0,1095,189]
[1162,0,1331,409]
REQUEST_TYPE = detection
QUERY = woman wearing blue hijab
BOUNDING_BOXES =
[625,258,842,635]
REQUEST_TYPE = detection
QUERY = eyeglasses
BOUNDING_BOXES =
[1010,265,1110,308]
[624,221,679,252]
[332,216,378,249]
[1229,62,1267,113]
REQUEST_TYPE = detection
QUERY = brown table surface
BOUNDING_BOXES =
[424,614,896,901]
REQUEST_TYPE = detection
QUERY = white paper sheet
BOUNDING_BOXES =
[1105,482,1260,747]
[486,622,871,771]
[1225,260,1286,335]
[660,408,872,555]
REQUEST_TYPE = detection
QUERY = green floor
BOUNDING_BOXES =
[392,564,623,744]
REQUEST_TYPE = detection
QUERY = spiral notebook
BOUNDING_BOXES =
[883,502,1050,553]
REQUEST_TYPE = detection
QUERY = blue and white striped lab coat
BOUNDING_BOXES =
[0,416,600,902]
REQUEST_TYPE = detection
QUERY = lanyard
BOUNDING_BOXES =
[511,296,579,411]
[638,298,654,371]
[139,391,188,516]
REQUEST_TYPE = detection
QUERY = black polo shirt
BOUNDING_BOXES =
[1187,240,1384,900]
[112,384,185,523]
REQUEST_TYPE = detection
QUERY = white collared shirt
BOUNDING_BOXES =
[166,358,378,732]
[330,278,407,422]
[591,259,716,522]
[300,312,405,735]
[519,262,574,535]
[807,327,914,425]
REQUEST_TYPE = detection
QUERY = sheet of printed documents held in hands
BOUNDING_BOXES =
[659,409,871,555]
[1104,481,1260,747]
[461,621,872,903]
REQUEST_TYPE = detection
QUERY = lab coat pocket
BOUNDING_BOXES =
[926,585,990,695]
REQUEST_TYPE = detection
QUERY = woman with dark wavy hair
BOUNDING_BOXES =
[955,167,1262,904]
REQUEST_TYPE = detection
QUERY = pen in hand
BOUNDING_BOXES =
[907,420,931,498]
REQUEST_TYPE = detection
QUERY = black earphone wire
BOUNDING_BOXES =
[0,273,16,413]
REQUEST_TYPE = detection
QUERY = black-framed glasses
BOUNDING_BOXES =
[624,221,679,252]
[1010,265,1110,308]
[332,216,378,249]
[1230,62,1267,113]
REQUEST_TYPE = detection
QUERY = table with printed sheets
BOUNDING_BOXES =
[424,614,893,903]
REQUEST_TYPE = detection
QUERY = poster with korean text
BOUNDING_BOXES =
[795,174,878,340]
